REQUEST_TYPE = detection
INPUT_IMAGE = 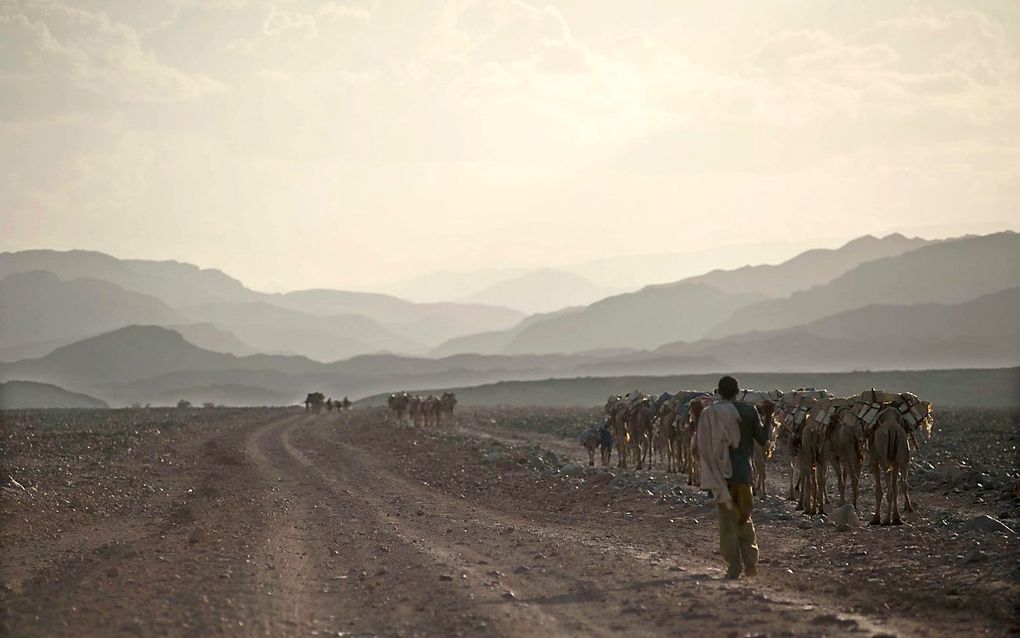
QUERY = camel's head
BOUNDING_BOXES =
[916,400,934,439]
[689,398,705,421]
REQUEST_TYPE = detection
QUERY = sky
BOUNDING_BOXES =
[2,0,1019,292]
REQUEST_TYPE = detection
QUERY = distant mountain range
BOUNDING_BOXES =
[1,231,1016,406]
[643,286,1020,372]
[0,270,180,354]
[0,250,524,361]
[707,232,1020,338]
[431,233,945,356]
[681,233,930,297]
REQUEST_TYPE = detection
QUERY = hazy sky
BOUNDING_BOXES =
[2,0,1019,291]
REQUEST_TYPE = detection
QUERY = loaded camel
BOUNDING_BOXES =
[627,395,657,470]
[750,399,778,498]
[604,396,630,468]
[388,392,410,421]
[305,392,325,413]
[857,392,933,525]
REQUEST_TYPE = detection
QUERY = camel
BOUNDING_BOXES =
[774,418,800,502]
[423,395,441,427]
[868,407,912,525]
[341,396,351,410]
[686,398,708,486]
[580,426,599,466]
[598,422,613,466]
[797,415,824,515]
[774,389,832,505]
[824,406,865,509]
[750,400,778,497]
[304,392,325,413]
[388,393,410,421]
[656,396,683,473]
[439,392,457,421]
[409,395,424,427]
[627,397,656,470]
[841,390,933,524]
[604,396,631,468]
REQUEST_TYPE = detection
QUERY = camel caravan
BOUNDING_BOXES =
[303,392,352,413]
[387,391,457,427]
[590,386,934,526]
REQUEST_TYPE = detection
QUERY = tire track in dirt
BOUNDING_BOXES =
[246,413,537,636]
[279,418,607,637]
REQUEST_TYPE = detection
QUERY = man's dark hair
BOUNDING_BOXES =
[718,375,739,400]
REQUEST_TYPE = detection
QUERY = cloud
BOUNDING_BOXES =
[263,6,317,40]
[0,2,222,119]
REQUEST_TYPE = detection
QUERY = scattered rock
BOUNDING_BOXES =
[962,549,988,564]
[964,514,1016,535]
[830,505,860,531]
[560,464,582,477]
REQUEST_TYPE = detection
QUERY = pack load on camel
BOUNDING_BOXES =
[850,389,933,434]
[304,392,326,412]
[775,388,832,429]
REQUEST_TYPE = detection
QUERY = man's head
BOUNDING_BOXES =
[718,375,739,400]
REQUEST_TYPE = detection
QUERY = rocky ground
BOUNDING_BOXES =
[0,405,1017,637]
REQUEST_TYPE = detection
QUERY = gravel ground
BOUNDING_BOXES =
[1,406,1017,637]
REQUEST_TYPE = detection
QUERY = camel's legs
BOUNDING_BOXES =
[871,461,883,525]
[815,461,826,511]
[902,469,914,513]
[833,459,846,507]
[796,465,806,511]
[850,461,859,510]
[888,467,901,525]
[788,459,796,501]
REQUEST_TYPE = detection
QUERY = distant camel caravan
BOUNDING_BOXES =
[305,393,352,413]
[593,386,933,526]
[388,391,457,427]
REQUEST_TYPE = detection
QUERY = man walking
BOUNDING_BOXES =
[697,375,769,579]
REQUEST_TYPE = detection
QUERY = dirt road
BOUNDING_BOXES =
[2,408,1016,636]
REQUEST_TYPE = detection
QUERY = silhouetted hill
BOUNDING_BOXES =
[456,269,619,314]
[0,250,255,307]
[179,302,425,360]
[500,283,765,354]
[0,250,524,354]
[0,380,108,409]
[429,307,584,356]
[708,232,1020,338]
[651,287,1020,371]
[168,323,258,357]
[0,271,181,352]
[271,289,523,347]
[680,233,931,297]
[0,326,319,387]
